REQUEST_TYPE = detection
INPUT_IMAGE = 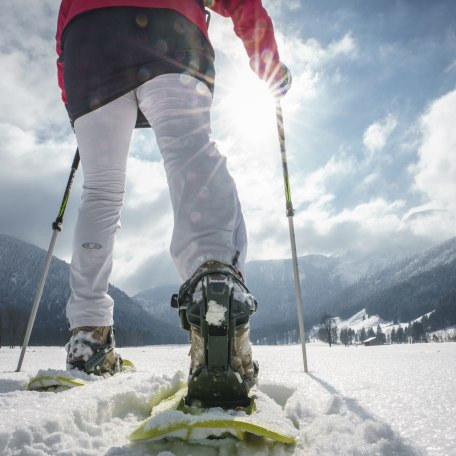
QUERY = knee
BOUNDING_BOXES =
[81,186,125,205]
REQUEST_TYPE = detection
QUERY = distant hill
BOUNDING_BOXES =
[0,234,185,347]
[252,238,456,343]
[133,238,456,344]
[134,253,367,344]
[324,237,456,323]
[1,233,455,347]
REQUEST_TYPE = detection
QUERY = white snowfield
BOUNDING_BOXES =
[1,342,455,455]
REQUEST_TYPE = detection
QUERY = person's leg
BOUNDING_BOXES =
[66,91,137,330]
[136,74,247,281]
[137,74,256,407]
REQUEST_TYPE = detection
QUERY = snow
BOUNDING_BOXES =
[205,300,227,326]
[1,342,455,455]
[335,309,391,332]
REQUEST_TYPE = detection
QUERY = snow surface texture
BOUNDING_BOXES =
[1,343,455,455]
[205,300,227,326]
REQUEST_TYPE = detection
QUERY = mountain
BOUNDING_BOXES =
[0,234,182,346]
[134,285,187,342]
[2,233,455,347]
[134,254,370,344]
[244,255,362,343]
[118,253,350,344]
[323,237,456,323]
[133,239,456,344]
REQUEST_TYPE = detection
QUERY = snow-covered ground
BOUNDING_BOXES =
[1,342,455,455]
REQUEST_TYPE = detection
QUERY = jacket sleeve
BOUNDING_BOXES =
[56,1,69,104]
[208,0,282,82]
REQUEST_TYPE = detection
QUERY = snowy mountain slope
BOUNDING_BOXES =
[367,237,456,286]
[0,234,181,346]
[334,309,391,332]
[134,285,181,327]
[323,238,456,324]
[135,254,365,344]
[2,233,455,346]
[245,254,359,326]
[2,343,455,455]
[247,238,456,342]
[134,239,456,345]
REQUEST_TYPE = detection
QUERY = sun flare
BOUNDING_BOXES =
[217,71,277,145]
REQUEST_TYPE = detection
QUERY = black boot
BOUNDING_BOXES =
[172,261,258,408]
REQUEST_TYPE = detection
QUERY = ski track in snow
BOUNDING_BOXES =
[1,343,455,456]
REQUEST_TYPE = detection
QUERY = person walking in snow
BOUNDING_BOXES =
[57,0,291,405]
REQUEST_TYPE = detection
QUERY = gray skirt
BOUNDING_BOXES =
[62,7,215,128]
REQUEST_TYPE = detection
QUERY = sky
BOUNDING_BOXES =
[0,0,455,295]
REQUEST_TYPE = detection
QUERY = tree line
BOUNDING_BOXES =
[0,304,28,348]
[317,312,456,346]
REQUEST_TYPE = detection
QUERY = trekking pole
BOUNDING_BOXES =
[16,149,80,372]
[275,100,308,373]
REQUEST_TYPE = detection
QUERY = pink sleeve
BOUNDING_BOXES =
[208,0,282,82]
[56,0,69,104]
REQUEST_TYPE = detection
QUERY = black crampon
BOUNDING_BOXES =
[172,267,257,408]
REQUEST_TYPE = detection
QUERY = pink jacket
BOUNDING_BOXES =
[56,0,282,103]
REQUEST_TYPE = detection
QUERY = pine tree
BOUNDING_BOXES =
[360,327,367,342]
[391,327,397,344]
[376,324,386,344]
[412,321,426,343]
[421,315,430,334]
[397,325,404,344]
[340,328,348,346]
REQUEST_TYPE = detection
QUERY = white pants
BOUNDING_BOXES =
[67,74,247,329]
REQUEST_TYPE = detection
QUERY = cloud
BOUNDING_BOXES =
[292,194,431,261]
[444,60,456,73]
[404,88,456,241]
[0,122,80,259]
[0,1,65,133]
[363,114,398,156]
[275,32,358,107]
[412,89,456,211]
[264,0,301,16]
[294,154,357,206]
[289,89,456,261]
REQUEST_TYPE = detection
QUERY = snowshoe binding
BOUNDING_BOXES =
[66,326,123,375]
[172,261,258,409]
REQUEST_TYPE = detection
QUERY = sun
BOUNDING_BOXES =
[216,69,277,146]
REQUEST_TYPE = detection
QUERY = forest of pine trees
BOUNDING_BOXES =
[320,317,456,346]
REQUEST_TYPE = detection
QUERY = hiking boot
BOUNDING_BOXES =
[173,260,258,408]
[65,326,122,375]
